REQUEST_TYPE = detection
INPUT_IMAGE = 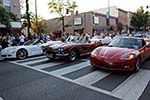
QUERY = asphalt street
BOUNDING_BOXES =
[0,55,150,100]
[0,60,120,100]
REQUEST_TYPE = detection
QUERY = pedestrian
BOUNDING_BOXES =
[19,33,25,45]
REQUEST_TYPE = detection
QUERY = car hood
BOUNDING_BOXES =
[97,46,137,59]
[49,42,80,49]
[40,41,62,46]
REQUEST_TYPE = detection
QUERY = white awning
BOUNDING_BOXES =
[11,22,22,28]
[0,24,6,28]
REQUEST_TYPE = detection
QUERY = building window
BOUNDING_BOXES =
[93,16,99,24]
[74,17,82,25]
[3,0,11,12]
[4,5,11,11]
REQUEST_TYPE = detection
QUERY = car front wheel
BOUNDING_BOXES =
[134,57,141,72]
[68,50,77,62]
[17,49,28,60]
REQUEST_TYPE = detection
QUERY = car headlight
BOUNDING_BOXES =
[120,53,136,60]
[91,48,99,56]
[58,48,64,52]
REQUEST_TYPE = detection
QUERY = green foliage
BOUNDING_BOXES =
[48,0,78,32]
[48,0,77,16]
[22,12,47,32]
[131,6,150,31]
[0,6,11,28]
[0,6,20,29]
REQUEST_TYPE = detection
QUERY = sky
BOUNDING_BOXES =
[28,0,150,20]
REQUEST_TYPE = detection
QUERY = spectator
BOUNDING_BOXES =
[1,36,8,49]
[19,33,25,45]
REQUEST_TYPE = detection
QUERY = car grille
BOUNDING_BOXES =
[1,55,7,57]
[94,61,118,68]
[46,49,58,53]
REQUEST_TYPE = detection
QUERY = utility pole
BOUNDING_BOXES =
[106,0,110,29]
[35,0,38,33]
[26,0,31,37]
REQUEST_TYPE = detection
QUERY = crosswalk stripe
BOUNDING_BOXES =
[112,69,150,100]
[49,61,90,76]
[74,70,110,86]
[34,62,63,69]
[20,58,49,65]
[0,97,3,100]
[14,55,47,63]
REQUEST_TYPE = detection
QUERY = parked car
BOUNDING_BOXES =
[1,39,44,60]
[90,37,150,72]
[143,35,150,44]
[90,35,112,45]
[40,40,62,52]
[134,32,144,38]
[0,45,2,51]
[0,39,63,60]
[46,36,102,62]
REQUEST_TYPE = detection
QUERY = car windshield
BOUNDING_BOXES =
[66,36,79,42]
[145,35,150,38]
[66,35,90,43]
[92,36,104,39]
[24,39,40,45]
[109,37,142,49]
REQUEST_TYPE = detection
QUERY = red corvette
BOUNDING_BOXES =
[90,37,150,72]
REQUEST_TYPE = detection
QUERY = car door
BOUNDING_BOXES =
[27,43,43,56]
[82,42,96,54]
[139,39,150,62]
[142,39,150,59]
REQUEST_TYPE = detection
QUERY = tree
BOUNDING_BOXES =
[48,0,77,32]
[0,6,11,28]
[130,6,149,31]
[22,12,47,33]
[117,21,123,32]
[0,6,20,29]
[29,12,47,32]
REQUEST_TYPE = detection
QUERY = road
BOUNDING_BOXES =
[0,55,150,100]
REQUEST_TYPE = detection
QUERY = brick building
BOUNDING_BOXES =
[46,6,134,37]
[46,11,117,37]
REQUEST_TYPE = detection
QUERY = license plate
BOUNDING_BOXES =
[47,54,53,58]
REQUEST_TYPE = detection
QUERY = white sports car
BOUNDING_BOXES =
[90,35,112,45]
[1,39,62,60]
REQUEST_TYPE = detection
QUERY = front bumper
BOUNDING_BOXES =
[46,52,69,59]
[1,50,16,58]
[90,56,136,71]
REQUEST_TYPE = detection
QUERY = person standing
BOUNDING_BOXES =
[19,33,25,45]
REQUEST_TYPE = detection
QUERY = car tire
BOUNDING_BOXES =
[134,56,141,72]
[68,50,77,62]
[17,49,28,60]
[92,66,98,71]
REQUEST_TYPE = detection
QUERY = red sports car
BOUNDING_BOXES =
[90,37,150,72]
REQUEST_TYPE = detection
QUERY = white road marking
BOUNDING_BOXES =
[74,70,110,86]
[49,61,90,76]
[20,58,49,65]
[0,97,4,100]
[34,62,63,69]
[9,58,150,100]
[13,55,47,62]
[122,70,150,100]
